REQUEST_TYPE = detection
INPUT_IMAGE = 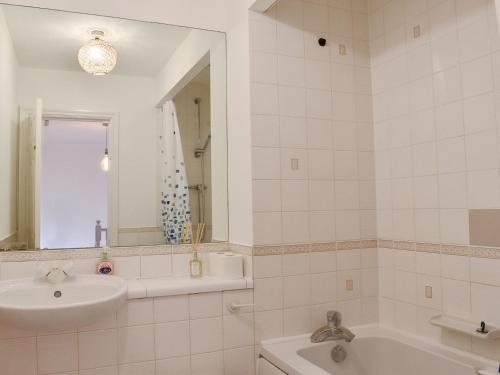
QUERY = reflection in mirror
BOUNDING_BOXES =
[0,4,227,251]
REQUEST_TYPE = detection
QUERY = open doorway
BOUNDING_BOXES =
[40,118,108,249]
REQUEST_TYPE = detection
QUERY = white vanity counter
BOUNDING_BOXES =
[127,276,253,299]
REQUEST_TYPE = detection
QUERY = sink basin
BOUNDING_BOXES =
[0,274,127,330]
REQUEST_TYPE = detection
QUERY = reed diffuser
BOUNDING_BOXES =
[188,222,205,278]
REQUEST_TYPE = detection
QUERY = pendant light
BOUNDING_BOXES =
[78,30,117,76]
[101,123,109,172]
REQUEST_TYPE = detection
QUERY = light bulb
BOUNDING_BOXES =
[78,31,117,76]
[100,151,109,172]
[88,45,104,60]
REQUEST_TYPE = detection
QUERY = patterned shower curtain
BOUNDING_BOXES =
[159,101,191,244]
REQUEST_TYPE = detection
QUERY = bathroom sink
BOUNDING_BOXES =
[0,274,127,330]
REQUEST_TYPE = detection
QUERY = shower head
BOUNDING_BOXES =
[194,98,201,104]
[194,134,211,158]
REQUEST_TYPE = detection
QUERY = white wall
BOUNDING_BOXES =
[17,68,158,232]
[0,6,19,242]
[155,30,222,103]
[226,0,254,246]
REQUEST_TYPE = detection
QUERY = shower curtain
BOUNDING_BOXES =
[159,101,191,244]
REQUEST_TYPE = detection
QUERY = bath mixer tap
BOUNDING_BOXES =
[310,311,356,343]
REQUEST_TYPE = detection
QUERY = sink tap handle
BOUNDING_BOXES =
[35,262,51,278]
[61,261,74,276]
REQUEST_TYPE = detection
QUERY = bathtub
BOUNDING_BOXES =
[259,325,498,375]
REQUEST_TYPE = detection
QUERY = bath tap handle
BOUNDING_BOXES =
[327,311,342,327]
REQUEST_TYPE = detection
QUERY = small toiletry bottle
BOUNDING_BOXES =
[189,251,203,278]
[96,251,114,275]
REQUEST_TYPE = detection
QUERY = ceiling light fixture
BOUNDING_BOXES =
[78,30,117,76]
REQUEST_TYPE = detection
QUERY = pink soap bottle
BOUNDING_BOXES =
[96,252,114,275]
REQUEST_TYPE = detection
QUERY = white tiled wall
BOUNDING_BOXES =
[369,0,500,358]
[370,0,500,244]
[250,0,376,245]
[0,290,255,375]
[253,248,379,344]
[248,0,500,363]
[378,248,500,359]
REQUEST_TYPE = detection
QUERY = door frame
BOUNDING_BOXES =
[20,108,120,248]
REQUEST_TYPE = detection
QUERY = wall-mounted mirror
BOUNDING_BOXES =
[0,4,228,251]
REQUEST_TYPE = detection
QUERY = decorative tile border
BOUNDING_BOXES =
[361,239,377,249]
[378,239,500,259]
[252,240,377,256]
[283,244,310,254]
[253,245,282,256]
[415,242,441,253]
[310,242,336,253]
[440,244,471,257]
[252,239,500,259]
[0,242,230,262]
[393,241,416,251]
[337,241,361,251]
[3,238,500,262]
[470,246,500,259]
[378,239,394,249]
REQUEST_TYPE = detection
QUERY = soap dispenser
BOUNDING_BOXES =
[96,251,114,275]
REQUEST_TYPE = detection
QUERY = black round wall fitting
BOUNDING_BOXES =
[318,37,327,46]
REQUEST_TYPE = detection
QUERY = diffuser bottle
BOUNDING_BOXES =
[189,251,203,278]
[188,222,205,278]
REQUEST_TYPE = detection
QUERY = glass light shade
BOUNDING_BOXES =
[78,37,117,76]
[100,152,109,172]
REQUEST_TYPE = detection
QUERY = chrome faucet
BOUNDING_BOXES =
[41,262,74,284]
[45,267,69,284]
[311,311,355,343]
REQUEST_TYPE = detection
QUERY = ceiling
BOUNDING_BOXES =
[2,5,192,77]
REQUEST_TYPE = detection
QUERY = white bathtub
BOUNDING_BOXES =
[259,325,498,375]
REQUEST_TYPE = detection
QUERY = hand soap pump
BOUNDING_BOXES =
[97,250,114,275]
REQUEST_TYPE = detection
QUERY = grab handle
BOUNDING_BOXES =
[227,302,255,313]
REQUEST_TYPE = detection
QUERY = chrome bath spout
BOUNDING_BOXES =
[310,311,355,343]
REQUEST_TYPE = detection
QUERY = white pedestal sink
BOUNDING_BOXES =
[0,274,127,330]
